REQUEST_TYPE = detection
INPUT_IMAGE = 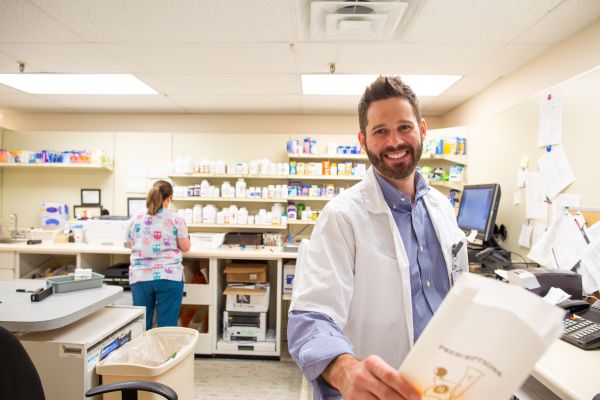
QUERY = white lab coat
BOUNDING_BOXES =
[290,167,468,369]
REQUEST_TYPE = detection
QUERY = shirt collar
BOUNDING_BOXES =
[374,170,430,212]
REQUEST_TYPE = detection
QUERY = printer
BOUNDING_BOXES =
[223,311,266,342]
[496,268,583,299]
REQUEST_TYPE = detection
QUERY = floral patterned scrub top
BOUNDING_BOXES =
[127,208,189,284]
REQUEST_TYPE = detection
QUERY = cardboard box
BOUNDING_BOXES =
[224,264,267,283]
[283,263,296,294]
[223,283,270,312]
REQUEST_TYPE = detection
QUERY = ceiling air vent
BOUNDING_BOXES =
[310,0,408,40]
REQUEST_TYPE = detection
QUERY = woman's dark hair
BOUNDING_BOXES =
[146,180,173,215]
[358,75,421,134]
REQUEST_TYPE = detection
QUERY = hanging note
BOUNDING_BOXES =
[537,145,575,199]
[518,224,533,248]
[537,94,563,147]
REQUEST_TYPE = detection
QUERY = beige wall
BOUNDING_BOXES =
[442,19,600,255]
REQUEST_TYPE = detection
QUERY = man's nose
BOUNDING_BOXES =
[387,130,404,147]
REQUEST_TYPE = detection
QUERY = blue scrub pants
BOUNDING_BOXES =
[131,280,184,331]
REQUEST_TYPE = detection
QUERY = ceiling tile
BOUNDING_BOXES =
[469,43,550,75]
[0,93,72,112]
[442,75,499,97]
[95,43,297,74]
[514,0,600,44]
[294,43,499,74]
[35,94,185,113]
[31,0,297,43]
[403,0,562,43]
[137,73,300,95]
[0,0,85,43]
[300,95,359,115]
[0,44,128,73]
[168,94,301,113]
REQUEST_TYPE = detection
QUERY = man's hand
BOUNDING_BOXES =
[322,354,421,400]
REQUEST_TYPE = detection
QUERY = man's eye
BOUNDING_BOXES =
[374,129,386,135]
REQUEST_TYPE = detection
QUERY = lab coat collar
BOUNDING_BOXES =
[363,166,439,213]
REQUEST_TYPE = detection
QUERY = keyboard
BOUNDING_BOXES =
[561,314,600,350]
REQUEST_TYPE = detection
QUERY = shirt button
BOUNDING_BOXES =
[400,197,405,202]
[420,246,424,252]
[426,280,431,287]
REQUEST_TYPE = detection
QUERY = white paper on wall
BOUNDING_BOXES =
[513,191,521,205]
[518,224,533,248]
[525,171,546,220]
[399,273,564,400]
[551,214,588,270]
[516,169,526,188]
[579,240,600,294]
[537,146,575,199]
[551,194,581,223]
[528,218,561,268]
[586,222,600,244]
[537,95,563,147]
[531,222,547,247]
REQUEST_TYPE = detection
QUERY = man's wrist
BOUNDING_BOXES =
[321,353,357,391]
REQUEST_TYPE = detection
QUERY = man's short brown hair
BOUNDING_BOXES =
[358,75,421,134]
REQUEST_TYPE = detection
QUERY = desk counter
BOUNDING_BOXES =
[0,280,123,332]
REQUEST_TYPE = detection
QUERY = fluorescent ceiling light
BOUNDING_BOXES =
[0,74,157,94]
[301,74,461,96]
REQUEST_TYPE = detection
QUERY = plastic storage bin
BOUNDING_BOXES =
[47,272,104,293]
[95,327,199,400]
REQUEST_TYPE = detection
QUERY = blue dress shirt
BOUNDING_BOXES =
[288,171,450,400]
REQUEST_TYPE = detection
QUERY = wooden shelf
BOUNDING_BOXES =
[173,197,286,203]
[287,196,333,202]
[288,175,363,181]
[287,220,316,225]
[430,181,463,191]
[187,223,287,230]
[420,154,467,165]
[169,173,288,179]
[0,163,113,171]
[288,153,368,161]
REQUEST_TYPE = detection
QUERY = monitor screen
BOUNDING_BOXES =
[457,184,501,242]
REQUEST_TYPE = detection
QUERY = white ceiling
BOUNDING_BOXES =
[0,0,599,116]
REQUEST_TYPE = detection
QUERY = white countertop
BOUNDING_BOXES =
[533,339,599,400]
[0,280,123,332]
[0,242,297,259]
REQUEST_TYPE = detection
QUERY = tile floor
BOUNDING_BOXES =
[192,358,311,400]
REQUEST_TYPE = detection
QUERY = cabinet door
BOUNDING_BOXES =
[0,252,16,274]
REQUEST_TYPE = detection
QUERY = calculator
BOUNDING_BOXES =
[561,314,600,350]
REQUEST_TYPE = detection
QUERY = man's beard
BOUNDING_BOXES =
[364,139,422,180]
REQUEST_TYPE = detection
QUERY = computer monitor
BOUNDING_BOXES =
[457,184,501,242]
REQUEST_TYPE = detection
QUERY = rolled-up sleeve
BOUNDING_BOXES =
[288,310,355,400]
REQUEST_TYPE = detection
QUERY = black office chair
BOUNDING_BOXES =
[0,325,178,400]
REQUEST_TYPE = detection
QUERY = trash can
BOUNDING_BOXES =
[96,327,199,400]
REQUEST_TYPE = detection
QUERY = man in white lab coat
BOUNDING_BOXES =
[288,76,468,400]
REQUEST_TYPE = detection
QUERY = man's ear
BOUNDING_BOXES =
[357,131,366,152]
[419,119,427,141]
